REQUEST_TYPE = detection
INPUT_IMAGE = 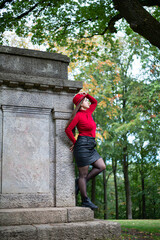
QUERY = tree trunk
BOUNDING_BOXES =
[141,176,146,219]
[103,169,113,219]
[139,149,146,219]
[139,196,142,219]
[112,158,119,219]
[103,169,107,219]
[123,147,132,219]
[112,0,160,49]
[122,87,132,219]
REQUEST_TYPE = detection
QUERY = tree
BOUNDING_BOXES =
[112,0,160,48]
[128,78,160,218]
[0,0,160,49]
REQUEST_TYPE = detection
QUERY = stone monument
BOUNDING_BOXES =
[0,46,121,240]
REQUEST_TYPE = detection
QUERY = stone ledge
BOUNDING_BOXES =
[0,46,70,63]
[0,72,82,93]
[0,207,94,226]
[0,220,121,240]
[67,207,94,223]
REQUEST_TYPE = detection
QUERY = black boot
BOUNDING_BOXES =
[82,197,98,210]
[75,178,79,195]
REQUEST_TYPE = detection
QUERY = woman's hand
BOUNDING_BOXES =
[79,91,87,95]
[70,144,74,152]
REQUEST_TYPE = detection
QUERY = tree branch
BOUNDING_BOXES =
[105,171,113,184]
[108,13,122,33]
[80,13,122,38]
[112,0,160,49]
[16,2,39,20]
[0,0,14,9]
[139,0,160,7]
[35,3,51,18]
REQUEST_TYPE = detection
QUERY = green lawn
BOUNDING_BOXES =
[111,219,160,239]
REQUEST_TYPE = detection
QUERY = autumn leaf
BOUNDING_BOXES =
[103,130,110,139]
[99,100,107,108]
[96,132,103,141]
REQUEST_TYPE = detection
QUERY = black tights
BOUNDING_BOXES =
[78,158,106,199]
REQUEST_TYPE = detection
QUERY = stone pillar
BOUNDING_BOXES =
[53,110,75,207]
[0,46,82,208]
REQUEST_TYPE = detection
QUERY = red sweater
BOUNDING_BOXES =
[65,94,97,144]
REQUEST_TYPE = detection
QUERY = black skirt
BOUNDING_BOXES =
[73,135,101,167]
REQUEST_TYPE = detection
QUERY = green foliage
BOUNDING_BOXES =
[0,0,114,45]
[1,0,160,51]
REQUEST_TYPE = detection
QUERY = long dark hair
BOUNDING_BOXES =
[65,98,85,130]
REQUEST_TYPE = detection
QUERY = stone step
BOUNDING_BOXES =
[0,220,121,240]
[0,207,94,226]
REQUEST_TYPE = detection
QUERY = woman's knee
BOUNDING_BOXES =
[101,163,106,171]
[78,168,88,179]
[94,158,106,171]
[79,172,88,178]
[98,162,106,172]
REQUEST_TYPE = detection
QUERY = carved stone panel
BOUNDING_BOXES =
[1,106,51,194]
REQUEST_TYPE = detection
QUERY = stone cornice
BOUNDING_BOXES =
[0,72,82,93]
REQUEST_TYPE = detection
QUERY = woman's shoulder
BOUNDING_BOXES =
[74,111,81,119]
[76,111,83,117]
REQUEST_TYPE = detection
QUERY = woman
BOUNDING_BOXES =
[65,92,106,210]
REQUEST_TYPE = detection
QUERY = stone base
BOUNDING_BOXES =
[0,207,121,240]
[0,221,121,240]
[0,207,94,226]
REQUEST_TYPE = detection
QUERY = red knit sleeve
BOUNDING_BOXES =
[86,94,97,113]
[65,113,79,144]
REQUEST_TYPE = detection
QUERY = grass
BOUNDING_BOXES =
[111,219,160,239]
[112,219,160,233]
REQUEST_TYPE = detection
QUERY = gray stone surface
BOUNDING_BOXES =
[0,207,94,226]
[0,193,54,209]
[54,117,75,207]
[67,207,94,222]
[0,45,70,62]
[0,46,70,80]
[0,72,82,92]
[0,207,67,226]
[0,221,121,240]
[0,225,37,240]
[0,87,75,111]
[0,46,81,208]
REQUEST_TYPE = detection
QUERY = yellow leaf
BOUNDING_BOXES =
[99,100,107,108]
[105,59,115,67]
[96,132,103,141]
[103,130,110,139]
[75,133,79,139]
[90,75,98,86]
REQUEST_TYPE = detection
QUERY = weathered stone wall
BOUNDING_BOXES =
[0,46,82,208]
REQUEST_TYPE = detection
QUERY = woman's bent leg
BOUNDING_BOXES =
[87,158,106,182]
[78,165,99,210]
